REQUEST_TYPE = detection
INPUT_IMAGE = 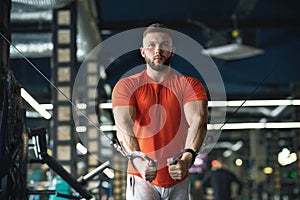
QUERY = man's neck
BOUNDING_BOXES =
[146,65,171,83]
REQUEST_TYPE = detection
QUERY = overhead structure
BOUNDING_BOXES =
[50,1,78,175]
[10,0,101,60]
[193,0,264,60]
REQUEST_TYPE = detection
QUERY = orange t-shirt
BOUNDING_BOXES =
[112,70,207,187]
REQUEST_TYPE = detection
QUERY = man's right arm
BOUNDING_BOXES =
[113,105,140,153]
[113,105,157,181]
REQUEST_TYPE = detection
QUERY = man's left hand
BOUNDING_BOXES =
[167,159,189,180]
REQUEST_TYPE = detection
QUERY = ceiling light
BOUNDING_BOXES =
[235,158,243,166]
[99,102,112,109]
[102,122,300,132]
[209,122,300,130]
[266,122,300,129]
[76,126,87,133]
[103,168,115,179]
[278,148,297,166]
[21,88,52,119]
[76,103,87,109]
[76,143,88,155]
[100,125,117,131]
[232,141,243,151]
[101,99,300,109]
[226,99,300,107]
[223,150,232,157]
[40,103,54,110]
[263,167,273,174]
[201,43,264,60]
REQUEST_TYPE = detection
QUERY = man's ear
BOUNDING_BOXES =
[140,47,145,58]
[171,46,176,56]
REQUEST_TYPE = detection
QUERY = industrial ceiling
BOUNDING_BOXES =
[8,0,300,144]
[9,0,300,98]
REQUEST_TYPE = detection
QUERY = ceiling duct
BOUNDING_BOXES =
[11,33,53,58]
[12,0,74,10]
[10,0,101,60]
[11,9,52,22]
[76,0,101,60]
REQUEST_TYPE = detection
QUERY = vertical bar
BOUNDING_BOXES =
[51,1,78,176]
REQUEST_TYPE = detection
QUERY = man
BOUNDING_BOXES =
[201,158,243,200]
[112,23,208,200]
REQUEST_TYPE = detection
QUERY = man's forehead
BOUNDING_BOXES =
[143,32,173,43]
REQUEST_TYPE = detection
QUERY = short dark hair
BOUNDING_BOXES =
[142,23,172,39]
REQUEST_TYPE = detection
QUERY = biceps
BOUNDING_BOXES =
[113,106,135,132]
[184,100,208,126]
[113,106,135,122]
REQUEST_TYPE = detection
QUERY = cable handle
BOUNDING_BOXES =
[128,151,157,182]
[129,151,158,168]
[110,139,128,157]
[167,149,197,168]
[110,139,158,168]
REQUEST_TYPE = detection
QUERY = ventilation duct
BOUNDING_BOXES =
[11,9,52,22]
[11,33,53,58]
[76,0,101,60]
[10,0,101,60]
[12,0,74,10]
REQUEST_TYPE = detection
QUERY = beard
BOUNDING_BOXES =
[145,53,173,72]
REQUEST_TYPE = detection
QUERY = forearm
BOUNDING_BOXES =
[167,117,207,179]
[116,127,140,154]
[113,106,140,154]
[182,100,208,166]
[181,120,207,166]
[185,118,207,151]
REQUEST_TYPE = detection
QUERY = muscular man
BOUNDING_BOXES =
[112,23,208,200]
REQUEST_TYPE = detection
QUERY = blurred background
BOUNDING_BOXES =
[1,0,300,199]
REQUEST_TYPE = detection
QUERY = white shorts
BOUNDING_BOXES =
[126,174,190,200]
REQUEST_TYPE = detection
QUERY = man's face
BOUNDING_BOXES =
[140,32,175,71]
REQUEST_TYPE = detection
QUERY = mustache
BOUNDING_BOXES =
[154,55,165,59]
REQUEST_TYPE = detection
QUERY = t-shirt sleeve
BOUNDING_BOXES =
[183,76,207,104]
[112,78,136,109]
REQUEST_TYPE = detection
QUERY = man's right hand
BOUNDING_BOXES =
[132,157,157,182]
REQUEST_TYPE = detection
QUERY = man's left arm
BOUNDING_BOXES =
[168,100,208,180]
[182,100,208,166]
[184,99,208,153]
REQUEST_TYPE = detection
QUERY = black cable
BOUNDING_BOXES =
[219,65,277,130]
